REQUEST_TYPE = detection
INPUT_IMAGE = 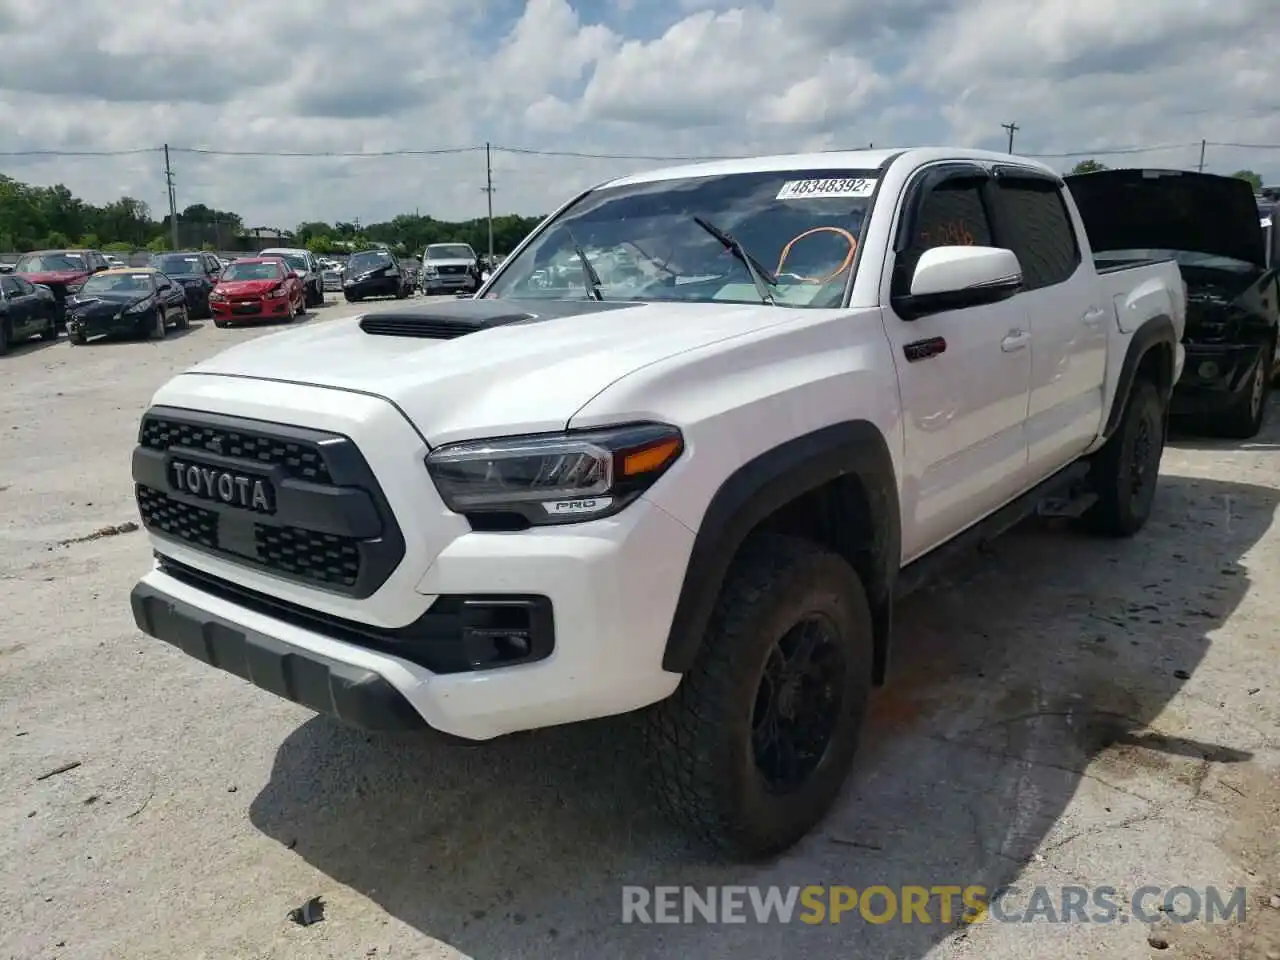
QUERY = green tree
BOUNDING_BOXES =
[145,235,169,253]
[1231,170,1263,192]
[1069,159,1108,175]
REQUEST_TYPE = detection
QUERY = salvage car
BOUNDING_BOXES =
[1067,169,1279,437]
[12,248,109,324]
[209,257,306,327]
[420,242,481,295]
[65,267,190,344]
[0,273,59,354]
[259,247,324,307]
[129,147,1185,860]
[343,248,412,301]
[150,251,223,319]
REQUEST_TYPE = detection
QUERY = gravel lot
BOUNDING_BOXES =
[2,296,1279,959]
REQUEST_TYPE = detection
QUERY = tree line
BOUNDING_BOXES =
[1068,159,1264,191]
[0,170,545,256]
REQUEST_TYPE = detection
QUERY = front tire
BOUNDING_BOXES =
[148,310,167,341]
[644,533,873,860]
[40,311,58,341]
[1083,378,1164,537]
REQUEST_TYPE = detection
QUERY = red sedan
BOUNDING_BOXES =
[209,257,306,327]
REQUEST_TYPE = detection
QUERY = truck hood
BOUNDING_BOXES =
[1066,169,1267,268]
[188,297,792,445]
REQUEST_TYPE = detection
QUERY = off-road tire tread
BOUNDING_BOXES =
[643,533,871,859]
[1083,378,1163,537]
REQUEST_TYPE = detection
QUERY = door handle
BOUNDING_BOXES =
[1081,307,1107,328]
[1001,329,1030,352]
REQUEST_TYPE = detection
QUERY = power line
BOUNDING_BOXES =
[0,147,161,157]
[168,146,481,157]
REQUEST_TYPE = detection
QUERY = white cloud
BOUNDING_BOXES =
[0,0,1276,232]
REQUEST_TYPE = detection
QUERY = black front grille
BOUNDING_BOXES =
[133,407,404,598]
[139,416,332,483]
[438,264,468,275]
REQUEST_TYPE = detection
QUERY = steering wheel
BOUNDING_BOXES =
[775,226,858,284]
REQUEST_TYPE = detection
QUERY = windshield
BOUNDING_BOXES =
[484,169,878,307]
[427,244,475,260]
[15,252,86,273]
[1100,248,1261,273]
[79,273,153,296]
[221,261,284,281]
[153,255,202,274]
[348,251,391,271]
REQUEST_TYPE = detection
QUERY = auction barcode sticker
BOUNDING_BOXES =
[776,178,877,200]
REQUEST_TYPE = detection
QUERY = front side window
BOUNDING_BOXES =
[893,177,994,293]
[484,169,879,308]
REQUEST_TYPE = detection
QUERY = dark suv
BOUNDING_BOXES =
[342,249,413,302]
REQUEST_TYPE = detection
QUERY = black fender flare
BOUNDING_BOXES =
[661,420,900,677]
[1102,314,1178,441]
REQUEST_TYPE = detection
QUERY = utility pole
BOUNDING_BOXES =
[163,144,179,249]
[1197,139,1206,173]
[482,142,495,261]
[1001,121,1019,153]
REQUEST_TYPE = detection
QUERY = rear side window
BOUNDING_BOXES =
[995,180,1080,290]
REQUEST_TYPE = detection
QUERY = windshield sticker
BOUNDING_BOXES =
[131,275,150,280]
[776,178,877,200]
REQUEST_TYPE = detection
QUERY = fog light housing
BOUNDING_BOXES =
[1198,361,1219,380]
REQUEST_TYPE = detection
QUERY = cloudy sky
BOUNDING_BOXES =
[1,0,1277,230]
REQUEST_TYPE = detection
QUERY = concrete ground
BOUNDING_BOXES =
[1,294,1278,959]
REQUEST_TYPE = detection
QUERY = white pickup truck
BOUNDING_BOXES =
[129,148,1185,860]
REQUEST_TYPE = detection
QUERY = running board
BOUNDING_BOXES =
[894,460,1091,600]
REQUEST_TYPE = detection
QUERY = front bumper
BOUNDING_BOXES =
[1170,342,1267,416]
[423,273,475,291]
[133,497,693,741]
[211,296,292,322]
[67,309,150,338]
[344,277,400,297]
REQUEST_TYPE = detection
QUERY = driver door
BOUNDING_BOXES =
[881,164,1032,561]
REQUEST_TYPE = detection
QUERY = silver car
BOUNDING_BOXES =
[420,242,480,295]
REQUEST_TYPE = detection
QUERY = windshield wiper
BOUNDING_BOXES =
[692,215,777,305]
[565,227,603,301]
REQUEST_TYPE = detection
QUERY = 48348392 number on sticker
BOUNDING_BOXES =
[776,178,877,200]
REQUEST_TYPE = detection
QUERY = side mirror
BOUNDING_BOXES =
[893,246,1022,320]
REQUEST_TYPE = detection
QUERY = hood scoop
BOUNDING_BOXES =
[358,298,538,339]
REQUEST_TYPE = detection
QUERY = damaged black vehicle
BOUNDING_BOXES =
[1067,168,1280,439]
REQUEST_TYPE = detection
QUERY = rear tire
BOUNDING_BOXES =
[214,318,230,329]
[1082,378,1164,537]
[40,311,58,341]
[1213,351,1271,440]
[175,307,190,330]
[69,328,87,345]
[0,319,10,355]
[644,533,873,860]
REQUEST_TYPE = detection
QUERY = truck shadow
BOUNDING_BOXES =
[248,472,1276,959]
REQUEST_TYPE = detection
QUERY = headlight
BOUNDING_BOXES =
[425,422,683,527]
[267,285,288,298]
[124,298,153,314]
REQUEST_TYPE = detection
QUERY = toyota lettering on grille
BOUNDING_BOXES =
[169,460,275,512]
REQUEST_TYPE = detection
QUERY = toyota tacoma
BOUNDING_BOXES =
[130,148,1185,859]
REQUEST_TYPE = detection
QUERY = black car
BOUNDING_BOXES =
[65,267,190,344]
[342,249,413,301]
[150,251,223,318]
[1068,169,1280,439]
[0,273,58,354]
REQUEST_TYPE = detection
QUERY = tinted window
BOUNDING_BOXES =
[14,277,34,294]
[996,181,1080,289]
[0,276,20,296]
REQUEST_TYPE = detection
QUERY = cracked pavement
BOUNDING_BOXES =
[1,298,1278,959]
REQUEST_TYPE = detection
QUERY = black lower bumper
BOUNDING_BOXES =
[344,279,400,298]
[68,312,149,339]
[130,580,426,731]
[1171,342,1268,417]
